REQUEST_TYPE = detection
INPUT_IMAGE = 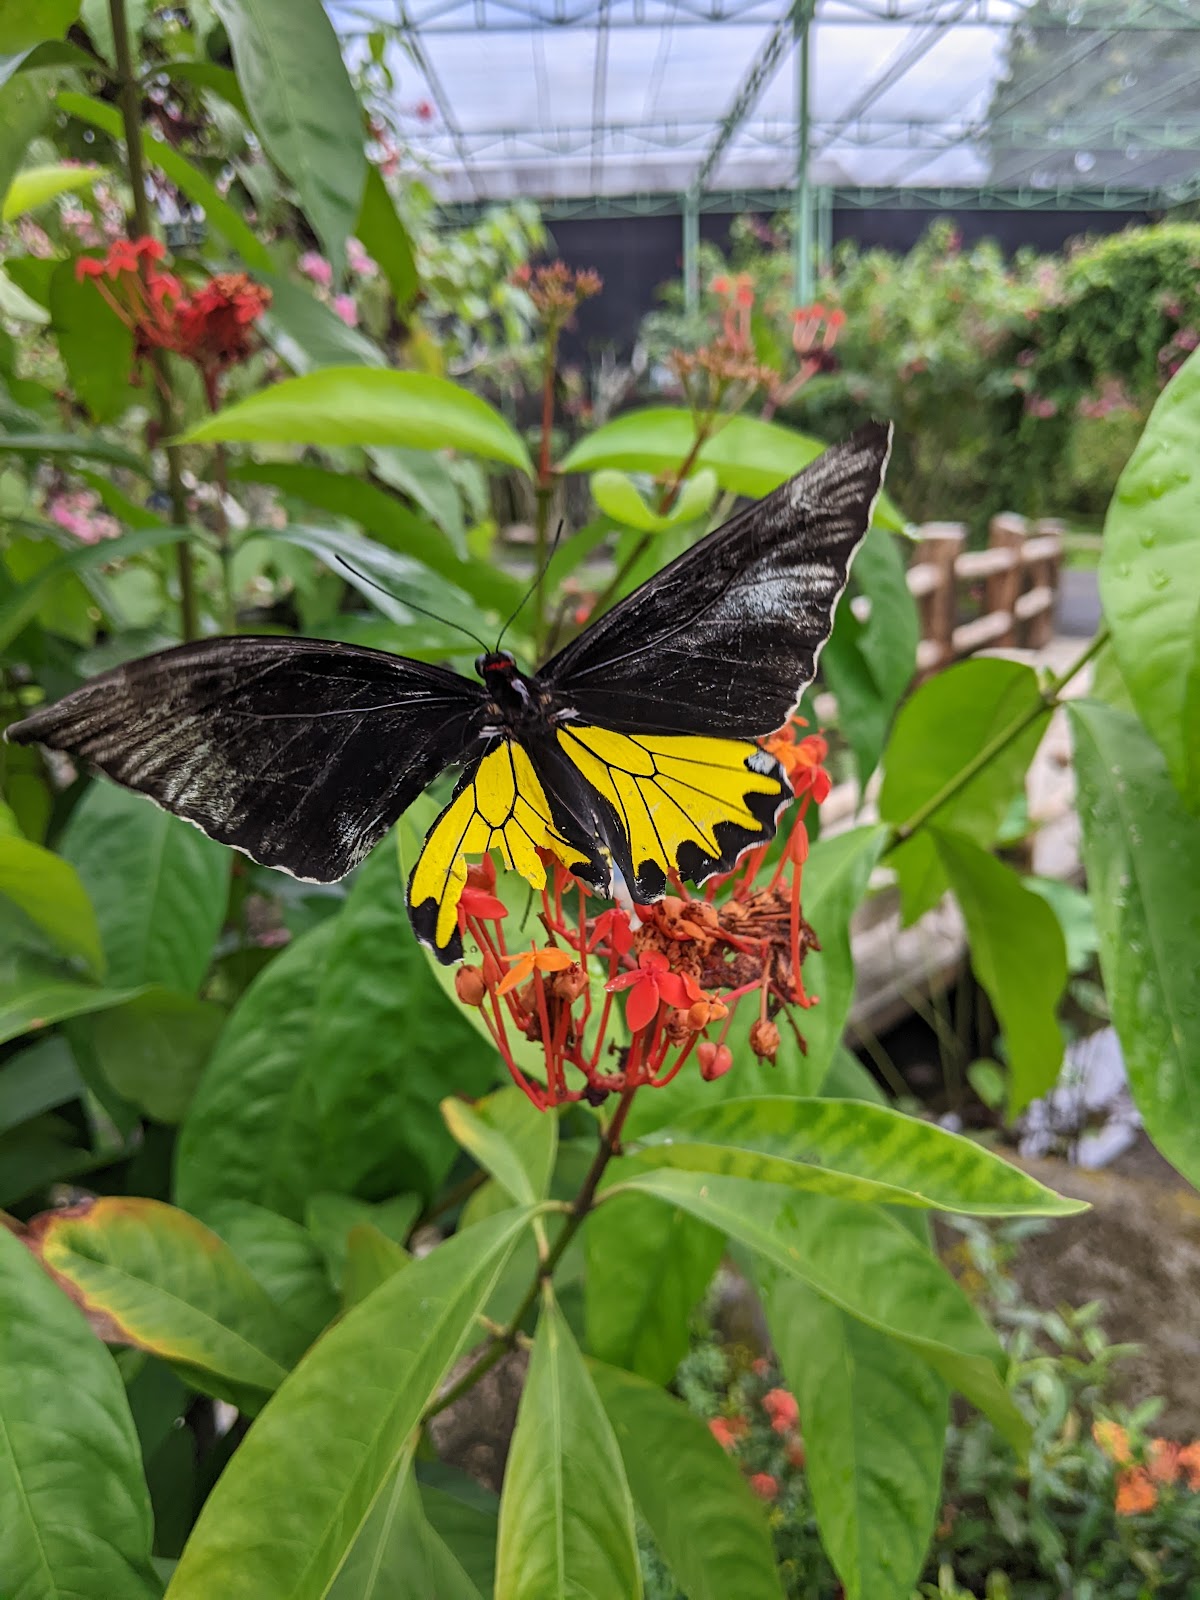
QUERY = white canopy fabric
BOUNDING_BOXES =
[329,0,1200,207]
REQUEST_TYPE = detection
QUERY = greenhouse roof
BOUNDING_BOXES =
[329,0,1200,214]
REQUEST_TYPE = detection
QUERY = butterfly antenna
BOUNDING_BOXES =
[495,520,566,652]
[335,557,491,653]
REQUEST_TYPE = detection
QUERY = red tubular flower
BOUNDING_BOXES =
[606,949,700,1031]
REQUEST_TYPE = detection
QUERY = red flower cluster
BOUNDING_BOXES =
[76,237,270,402]
[452,719,830,1111]
[510,260,603,334]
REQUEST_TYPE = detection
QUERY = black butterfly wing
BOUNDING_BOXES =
[6,636,484,882]
[540,421,892,738]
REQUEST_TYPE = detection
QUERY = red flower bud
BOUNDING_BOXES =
[455,965,487,1007]
[697,1041,733,1081]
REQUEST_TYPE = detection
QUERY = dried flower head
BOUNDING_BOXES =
[511,260,602,335]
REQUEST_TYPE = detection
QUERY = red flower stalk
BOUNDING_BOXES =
[74,237,270,402]
[451,718,829,1110]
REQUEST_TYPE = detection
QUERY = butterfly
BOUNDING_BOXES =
[7,422,892,964]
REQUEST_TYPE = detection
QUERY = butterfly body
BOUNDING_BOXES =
[8,423,893,964]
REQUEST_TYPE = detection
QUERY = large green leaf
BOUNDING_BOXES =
[183,366,534,475]
[205,1199,338,1345]
[165,1207,533,1600]
[328,1458,482,1600]
[2,160,105,219]
[61,781,229,993]
[231,462,523,612]
[0,522,184,651]
[0,71,51,205]
[879,657,1049,923]
[590,466,718,533]
[1099,348,1200,809]
[591,1360,784,1600]
[0,835,103,974]
[419,1473,500,1598]
[25,1195,304,1409]
[823,527,919,788]
[0,1222,160,1600]
[614,1169,1025,1449]
[495,1294,641,1600]
[356,162,418,312]
[1070,700,1200,1186]
[174,843,495,1221]
[0,1034,83,1134]
[212,0,365,276]
[766,1277,947,1600]
[585,1187,724,1385]
[559,409,906,527]
[80,988,226,1124]
[932,830,1067,1114]
[0,951,142,1045]
[57,92,271,270]
[635,1095,1081,1215]
[259,269,385,373]
[443,1085,557,1206]
[0,0,80,54]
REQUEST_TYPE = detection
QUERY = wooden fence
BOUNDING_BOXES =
[905,514,1064,677]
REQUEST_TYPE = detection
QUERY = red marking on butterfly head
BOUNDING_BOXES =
[476,649,516,679]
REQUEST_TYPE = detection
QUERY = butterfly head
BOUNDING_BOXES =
[476,647,517,682]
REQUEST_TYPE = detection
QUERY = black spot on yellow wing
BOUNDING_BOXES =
[554,725,790,902]
[407,739,595,963]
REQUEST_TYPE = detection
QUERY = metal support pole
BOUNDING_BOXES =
[816,183,833,276]
[792,3,813,306]
[683,187,701,316]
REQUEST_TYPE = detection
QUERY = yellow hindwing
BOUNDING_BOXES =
[408,740,589,956]
[556,724,788,895]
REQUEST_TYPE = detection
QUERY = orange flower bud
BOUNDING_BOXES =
[455,965,487,1007]
[749,1018,781,1062]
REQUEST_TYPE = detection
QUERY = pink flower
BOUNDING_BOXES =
[299,252,333,289]
[346,238,377,279]
[762,1388,800,1434]
[332,294,358,327]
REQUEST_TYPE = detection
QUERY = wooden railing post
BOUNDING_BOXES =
[986,513,1026,647]
[908,522,965,678]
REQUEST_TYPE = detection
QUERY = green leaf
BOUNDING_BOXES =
[1070,700,1200,1187]
[2,160,105,219]
[155,58,248,120]
[590,466,718,533]
[211,0,365,276]
[0,70,51,205]
[636,1095,1082,1215]
[615,1169,1025,1450]
[0,523,184,653]
[823,527,919,788]
[174,843,496,1221]
[1099,348,1200,808]
[0,1034,83,1133]
[0,1223,159,1600]
[183,366,534,475]
[591,1360,784,1600]
[259,269,385,373]
[342,1223,409,1309]
[560,409,906,526]
[879,658,1049,923]
[356,162,418,312]
[766,1277,947,1600]
[0,0,80,54]
[164,1207,533,1600]
[328,1459,482,1600]
[495,1293,641,1600]
[81,988,225,1124]
[205,1199,339,1345]
[585,1185,723,1386]
[61,781,229,993]
[57,91,272,270]
[49,255,137,424]
[0,429,149,473]
[27,1195,305,1408]
[0,835,103,974]
[230,460,524,613]
[305,1191,419,1288]
[931,830,1067,1115]
[0,951,142,1044]
[442,1086,557,1207]
[419,1473,499,1597]
[1022,875,1098,973]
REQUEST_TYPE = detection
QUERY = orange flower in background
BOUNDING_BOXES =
[1148,1437,1183,1484]
[1115,1466,1157,1516]
[1177,1441,1200,1490]
[708,1416,748,1451]
[1092,1419,1132,1465]
[762,1387,800,1434]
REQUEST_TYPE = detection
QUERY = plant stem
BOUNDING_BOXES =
[210,439,236,635]
[532,329,560,654]
[423,1085,638,1422]
[886,627,1109,853]
[109,0,198,641]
